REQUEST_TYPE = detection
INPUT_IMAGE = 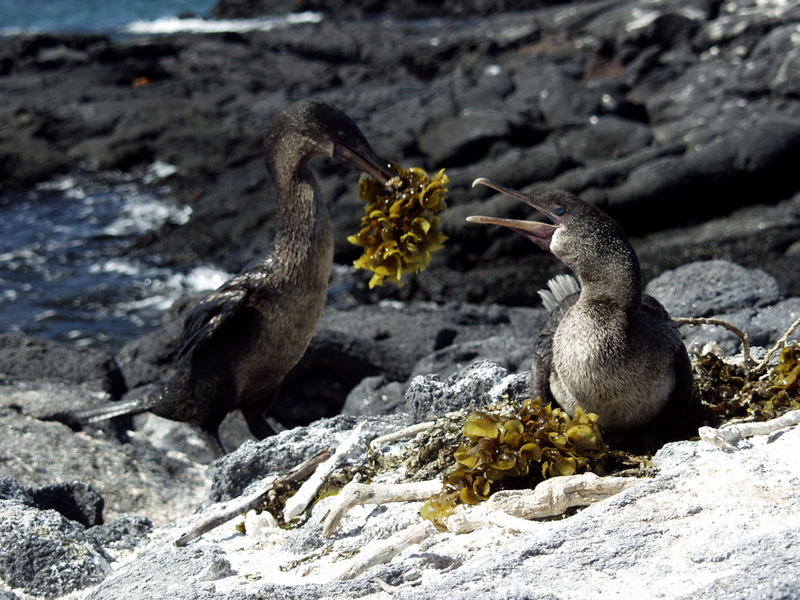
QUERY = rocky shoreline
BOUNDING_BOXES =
[1,0,800,598]
[2,252,800,598]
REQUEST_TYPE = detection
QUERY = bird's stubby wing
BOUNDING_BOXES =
[642,292,695,406]
[177,274,253,360]
[532,289,579,402]
[640,294,671,320]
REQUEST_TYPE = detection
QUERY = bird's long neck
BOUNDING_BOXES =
[573,237,642,322]
[268,163,333,282]
[557,243,642,375]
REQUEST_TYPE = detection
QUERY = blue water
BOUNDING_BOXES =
[0,169,230,349]
[0,2,323,350]
[0,0,216,33]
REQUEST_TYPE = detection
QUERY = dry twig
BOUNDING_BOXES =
[756,317,800,372]
[322,479,442,537]
[326,521,433,580]
[674,317,754,366]
[283,422,365,522]
[369,420,435,450]
[443,473,639,534]
[173,448,331,546]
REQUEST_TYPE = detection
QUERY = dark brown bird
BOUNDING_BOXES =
[65,101,394,455]
[467,177,692,431]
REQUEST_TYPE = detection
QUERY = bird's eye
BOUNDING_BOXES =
[553,206,566,216]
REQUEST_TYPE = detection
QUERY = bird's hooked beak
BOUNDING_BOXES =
[467,177,562,251]
[333,142,396,185]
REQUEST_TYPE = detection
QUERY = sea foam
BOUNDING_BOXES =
[123,11,322,35]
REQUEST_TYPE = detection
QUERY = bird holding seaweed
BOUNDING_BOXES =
[59,100,395,455]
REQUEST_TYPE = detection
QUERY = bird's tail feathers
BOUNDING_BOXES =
[538,273,580,313]
[67,398,147,424]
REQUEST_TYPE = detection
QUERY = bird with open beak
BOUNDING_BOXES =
[467,177,692,431]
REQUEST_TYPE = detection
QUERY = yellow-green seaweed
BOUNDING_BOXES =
[693,343,800,425]
[421,398,607,529]
[348,165,448,288]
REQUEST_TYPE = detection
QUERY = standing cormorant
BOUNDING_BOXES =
[65,101,394,455]
[467,178,692,431]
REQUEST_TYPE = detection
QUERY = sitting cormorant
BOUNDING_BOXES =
[467,178,692,431]
[65,101,394,455]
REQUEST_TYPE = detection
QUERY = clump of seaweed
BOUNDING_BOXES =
[348,165,448,288]
[693,342,800,426]
[420,398,607,528]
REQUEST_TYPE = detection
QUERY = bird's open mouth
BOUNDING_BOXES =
[466,177,561,251]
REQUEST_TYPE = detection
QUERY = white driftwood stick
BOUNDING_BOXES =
[485,510,543,533]
[322,479,443,537]
[173,475,276,546]
[369,421,435,450]
[283,422,365,522]
[173,448,331,546]
[444,473,639,534]
[699,409,800,451]
[674,316,754,366]
[327,521,434,581]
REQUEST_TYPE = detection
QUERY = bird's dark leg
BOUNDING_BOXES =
[242,409,278,440]
[200,426,227,458]
[240,387,280,440]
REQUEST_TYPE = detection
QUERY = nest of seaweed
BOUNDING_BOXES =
[347,165,448,288]
[693,343,800,426]
[407,398,607,527]
[250,325,800,533]
[407,338,800,528]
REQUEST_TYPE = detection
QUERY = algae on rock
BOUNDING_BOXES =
[693,343,800,425]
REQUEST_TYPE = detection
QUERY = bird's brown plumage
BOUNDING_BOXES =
[65,100,394,455]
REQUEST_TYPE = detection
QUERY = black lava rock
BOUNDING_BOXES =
[88,515,153,552]
[31,481,105,528]
[0,334,125,398]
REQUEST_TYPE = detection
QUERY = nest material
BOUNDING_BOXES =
[348,165,448,288]
[417,398,607,527]
[413,341,800,528]
[694,343,800,425]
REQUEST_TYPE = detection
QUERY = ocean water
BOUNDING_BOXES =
[0,2,326,350]
[0,0,322,35]
[0,0,216,33]
[0,167,231,349]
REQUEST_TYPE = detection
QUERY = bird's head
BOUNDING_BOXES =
[467,178,634,280]
[265,100,394,184]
